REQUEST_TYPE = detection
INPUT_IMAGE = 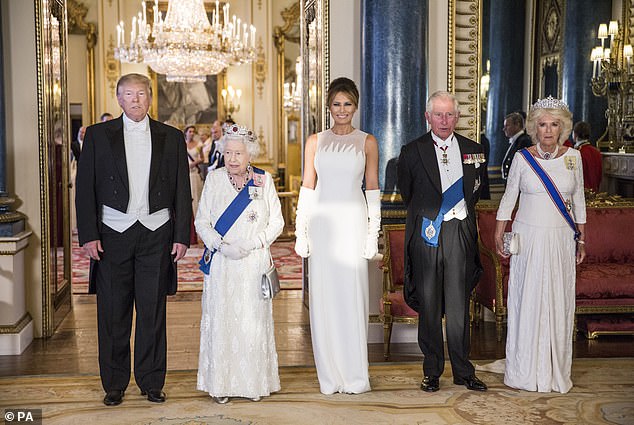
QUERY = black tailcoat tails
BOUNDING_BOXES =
[397,131,484,378]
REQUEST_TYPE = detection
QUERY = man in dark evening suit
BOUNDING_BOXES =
[397,91,487,393]
[501,112,533,181]
[76,73,192,406]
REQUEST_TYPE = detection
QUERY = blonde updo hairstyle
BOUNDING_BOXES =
[526,105,573,145]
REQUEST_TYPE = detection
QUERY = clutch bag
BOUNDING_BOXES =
[503,232,519,255]
[261,252,280,299]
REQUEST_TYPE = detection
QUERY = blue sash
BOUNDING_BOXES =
[519,149,580,240]
[198,167,265,275]
[421,177,464,247]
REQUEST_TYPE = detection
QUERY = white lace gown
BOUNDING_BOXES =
[496,148,586,393]
[195,168,284,399]
[308,129,371,394]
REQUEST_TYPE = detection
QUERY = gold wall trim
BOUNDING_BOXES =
[447,0,481,141]
[0,313,33,334]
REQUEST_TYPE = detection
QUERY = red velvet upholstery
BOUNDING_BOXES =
[475,203,634,340]
[379,224,418,358]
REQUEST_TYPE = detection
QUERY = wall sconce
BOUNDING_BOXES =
[283,57,302,113]
[591,19,634,152]
[221,85,241,120]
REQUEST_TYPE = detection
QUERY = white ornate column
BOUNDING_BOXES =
[0,230,33,355]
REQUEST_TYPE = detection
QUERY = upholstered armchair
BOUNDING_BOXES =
[379,224,418,358]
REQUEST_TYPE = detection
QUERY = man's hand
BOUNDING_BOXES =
[172,243,188,262]
[82,240,104,261]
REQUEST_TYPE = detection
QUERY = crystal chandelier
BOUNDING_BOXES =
[115,0,256,83]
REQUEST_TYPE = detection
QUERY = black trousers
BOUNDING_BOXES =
[96,221,172,392]
[409,218,477,379]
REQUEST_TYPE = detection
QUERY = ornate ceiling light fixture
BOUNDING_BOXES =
[115,0,256,82]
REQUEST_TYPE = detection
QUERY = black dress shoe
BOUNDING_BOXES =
[142,388,166,403]
[454,375,487,391]
[420,376,440,392]
[103,390,124,406]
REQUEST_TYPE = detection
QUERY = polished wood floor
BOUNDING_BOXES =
[1,290,632,377]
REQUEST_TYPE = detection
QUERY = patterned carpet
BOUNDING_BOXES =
[71,235,302,293]
[1,359,633,424]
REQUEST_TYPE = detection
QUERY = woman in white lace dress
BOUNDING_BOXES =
[195,125,284,404]
[494,97,586,393]
[294,77,380,394]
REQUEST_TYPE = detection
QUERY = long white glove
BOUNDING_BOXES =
[294,187,316,258]
[362,189,381,259]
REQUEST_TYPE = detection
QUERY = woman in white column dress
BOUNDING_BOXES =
[294,78,380,394]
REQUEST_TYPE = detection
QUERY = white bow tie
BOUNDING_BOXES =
[126,122,147,133]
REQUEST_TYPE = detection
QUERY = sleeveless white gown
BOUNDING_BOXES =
[308,128,371,394]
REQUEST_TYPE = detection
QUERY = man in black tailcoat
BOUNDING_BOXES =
[397,91,487,393]
[76,73,191,406]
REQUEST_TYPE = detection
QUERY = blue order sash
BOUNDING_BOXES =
[198,167,265,275]
[519,149,580,240]
[421,177,464,247]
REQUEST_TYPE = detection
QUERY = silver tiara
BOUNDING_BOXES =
[531,96,569,112]
[223,123,257,143]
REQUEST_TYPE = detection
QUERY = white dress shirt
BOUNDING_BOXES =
[431,132,468,221]
[102,114,170,232]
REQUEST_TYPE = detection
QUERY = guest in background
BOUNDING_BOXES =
[495,97,586,393]
[501,112,533,181]
[185,125,204,217]
[71,126,85,162]
[207,120,224,172]
[100,112,114,122]
[76,73,191,406]
[397,90,487,393]
[195,124,283,404]
[294,77,379,394]
[572,121,603,192]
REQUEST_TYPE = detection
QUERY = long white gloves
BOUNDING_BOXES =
[294,187,316,258]
[362,189,381,259]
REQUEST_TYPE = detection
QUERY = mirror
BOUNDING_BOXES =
[274,2,301,190]
[67,0,97,123]
[300,0,329,307]
[36,0,72,335]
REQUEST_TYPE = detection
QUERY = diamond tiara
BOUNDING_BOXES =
[531,96,570,112]
[222,123,258,143]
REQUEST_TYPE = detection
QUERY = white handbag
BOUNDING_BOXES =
[503,232,519,255]
[261,252,280,299]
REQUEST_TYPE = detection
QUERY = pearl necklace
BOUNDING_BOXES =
[536,143,559,160]
[227,165,252,191]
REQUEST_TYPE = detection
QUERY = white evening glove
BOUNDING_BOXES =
[294,187,316,258]
[362,189,381,259]
[219,242,248,260]
[230,237,263,253]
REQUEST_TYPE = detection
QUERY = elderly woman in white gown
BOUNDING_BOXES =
[195,124,284,404]
[494,97,586,393]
